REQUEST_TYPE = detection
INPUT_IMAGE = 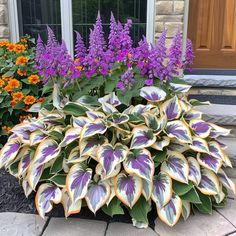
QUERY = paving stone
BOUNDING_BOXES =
[217,199,236,227]
[106,222,157,236]
[228,232,236,235]
[0,212,46,236]
[43,217,107,236]
[154,211,235,236]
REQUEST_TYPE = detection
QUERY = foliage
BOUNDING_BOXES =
[0,36,42,145]
[0,84,235,228]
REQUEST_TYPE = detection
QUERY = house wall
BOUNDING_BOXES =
[0,0,9,40]
[155,0,185,45]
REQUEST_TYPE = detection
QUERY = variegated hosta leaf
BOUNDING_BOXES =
[132,104,156,114]
[18,146,32,177]
[166,120,192,144]
[214,184,226,204]
[157,194,182,227]
[0,139,21,168]
[216,140,227,150]
[182,200,191,221]
[22,179,32,198]
[123,149,154,181]
[142,179,153,200]
[61,189,82,218]
[140,86,166,102]
[80,119,107,139]
[85,181,110,213]
[209,123,231,138]
[102,102,118,114]
[189,119,212,138]
[86,111,106,121]
[80,136,107,159]
[161,96,182,120]
[217,169,236,195]
[130,126,156,149]
[30,130,47,146]
[152,172,172,208]
[72,116,91,128]
[189,136,209,153]
[34,138,60,165]
[161,151,189,183]
[35,183,62,218]
[197,153,222,173]
[115,173,142,208]
[187,157,201,185]
[8,133,19,141]
[197,169,220,195]
[76,95,100,108]
[143,112,159,130]
[151,136,170,151]
[184,109,202,120]
[60,127,81,147]
[208,141,226,162]
[11,122,45,144]
[98,92,121,107]
[179,100,191,113]
[169,83,192,93]
[66,164,92,202]
[96,163,121,180]
[98,143,128,177]
[67,146,89,164]
[110,113,129,125]
[27,163,44,190]
[168,140,189,153]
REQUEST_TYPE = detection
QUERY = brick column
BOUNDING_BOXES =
[155,0,185,45]
[0,0,9,40]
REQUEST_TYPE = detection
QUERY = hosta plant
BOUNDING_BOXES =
[0,85,235,228]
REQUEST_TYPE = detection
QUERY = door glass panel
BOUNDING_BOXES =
[72,0,147,47]
[17,0,61,41]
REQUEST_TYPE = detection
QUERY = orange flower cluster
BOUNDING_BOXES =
[16,56,28,65]
[6,43,26,53]
[23,95,36,105]
[3,78,21,92]
[0,41,9,47]
[17,69,27,76]
[28,74,40,84]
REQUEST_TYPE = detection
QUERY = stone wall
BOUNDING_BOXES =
[155,0,185,44]
[0,0,9,40]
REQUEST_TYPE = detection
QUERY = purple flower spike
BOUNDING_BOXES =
[184,38,194,71]
[117,69,135,92]
[35,34,45,62]
[75,31,87,60]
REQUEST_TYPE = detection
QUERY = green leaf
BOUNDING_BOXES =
[50,153,64,174]
[172,181,193,196]
[128,196,151,227]
[50,174,66,187]
[40,168,54,182]
[153,149,167,168]
[181,187,201,204]
[189,99,210,107]
[5,70,15,77]
[213,199,226,209]
[48,130,64,141]
[194,190,212,214]
[63,102,88,116]
[105,78,119,93]
[102,198,124,217]
[14,101,25,109]
[42,80,53,95]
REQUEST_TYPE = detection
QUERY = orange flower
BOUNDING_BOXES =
[2,74,13,81]
[17,69,27,76]
[75,65,83,71]
[28,74,40,84]
[0,41,9,47]
[38,97,44,102]
[23,106,29,111]
[10,99,17,107]
[23,95,36,105]
[16,56,28,65]
[19,114,32,123]
[3,85,12,92]
[14,44,26,53]
[20,38,28,44]
[8,79,21,89]
[127,53,132,58]
[11,91,24,101]
[0,79,5,87]
[2,125,11,133]
[7,43,15,52]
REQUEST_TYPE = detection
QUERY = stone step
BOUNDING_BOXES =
[196,104,236,126]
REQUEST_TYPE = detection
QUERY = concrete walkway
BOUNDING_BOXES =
[0,197,235,236]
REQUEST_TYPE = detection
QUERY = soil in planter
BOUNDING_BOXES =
[0,169,157,228]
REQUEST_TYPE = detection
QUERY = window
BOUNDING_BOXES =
[72,0,147,46]
[17,0,61,41]
[8,0,155,55]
